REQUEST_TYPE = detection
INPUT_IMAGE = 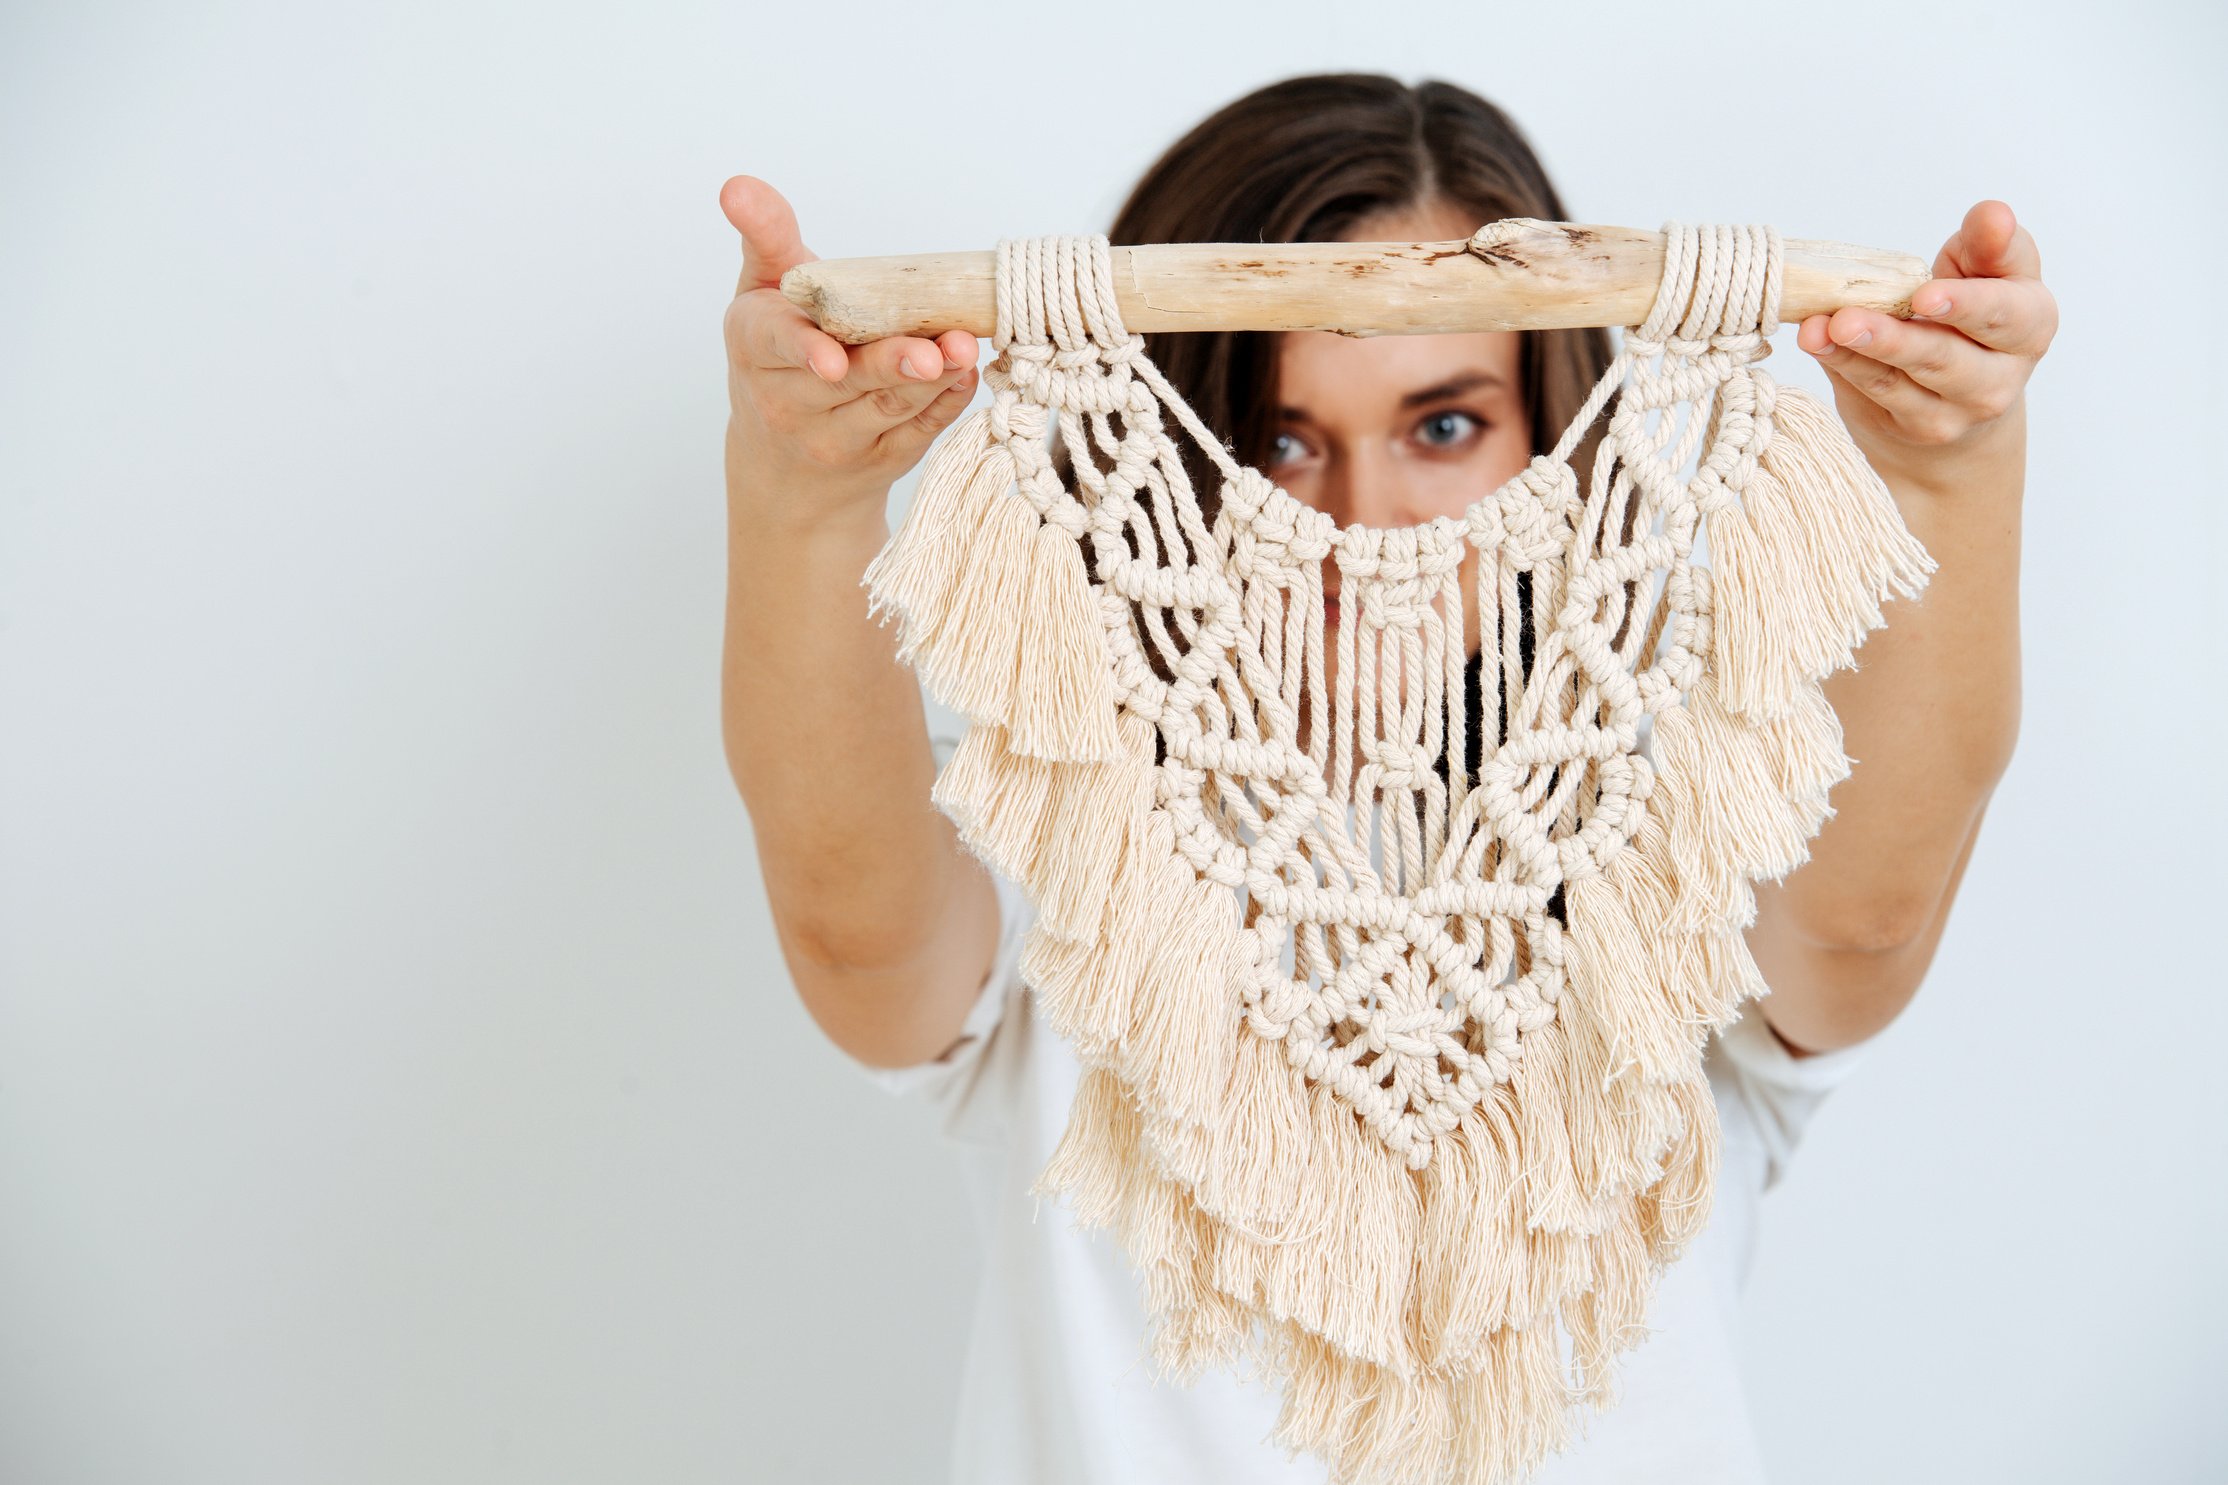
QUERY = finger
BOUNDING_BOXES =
[732,293,854,387]
[1908,276,2056,358]
[720,175,818,294]
[1798,314,1948,422]
[824,365,979,444]
[829,332,974,402]
[884,370,984,451]
[1801,304,1995,401]
[1934,199,2041,282]
[932,329,981,373]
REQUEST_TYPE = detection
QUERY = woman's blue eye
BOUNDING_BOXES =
[1270,432,1307,465]
[1417,410,1482,447]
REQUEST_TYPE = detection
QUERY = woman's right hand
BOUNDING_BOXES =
[719,175,980,531]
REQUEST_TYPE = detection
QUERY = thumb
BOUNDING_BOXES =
[1940,199,2024,280]
[720,175,817,294]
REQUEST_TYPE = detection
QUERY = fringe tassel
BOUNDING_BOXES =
[1509,1019,1602,1237]
[1008,520,1124,763]
[1029,1066,1255,1386]
[930,724,1055,883]
[1758,678,1853,823]
[1645,674,1827,931]
[1195,1028,1317,1240]
[1045,1075,1606,1485]
[1022,927,1135,1065]
[863,408,1121,762]
[1118,874,1246,1131]
[861,406,1001,637]
[1150,1051,1425,1372]
[1635,1075,1718,1264]
[930,714,1156,943]
[1271,1314,1577,1485]
[909,474,1036,724]
[1564,866,1696,1085]
[1035,1062,1138,1231]
[1414,1096,1528,1368]
[1707,382,1937,720]
[1592,810,1743,1036]
[1557,1207,1653,1409]
[1029,738,1156,941]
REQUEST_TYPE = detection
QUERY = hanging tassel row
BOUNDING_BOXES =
[1705,382,1938,720]
[863,405,1125,765]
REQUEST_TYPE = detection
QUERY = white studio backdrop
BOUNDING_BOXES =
[1,1,2221,1481]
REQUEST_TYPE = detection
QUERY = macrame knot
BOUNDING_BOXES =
[1360,1000,1444,1059]
[1003,344,1135,416]
[1367,738,1437,791]
[1221,466,1272,523]
[1332,522,1388,581]
[1479,455,1578,568]
[1226,470,1336,586]
[1412,518,1468,579]
[986,386,1047,445]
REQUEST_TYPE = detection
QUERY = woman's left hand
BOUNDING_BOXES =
[1796,198,2056,490]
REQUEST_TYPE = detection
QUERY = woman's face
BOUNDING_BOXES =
[1269,201,1533,667]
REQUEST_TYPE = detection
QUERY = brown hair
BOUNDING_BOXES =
[1102,72,1614,493]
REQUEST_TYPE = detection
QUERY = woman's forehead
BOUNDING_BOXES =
[1275,328,1523,424]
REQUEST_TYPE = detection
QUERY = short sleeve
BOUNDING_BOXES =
[845,722,1034,1137]
[1711,999,1869,1192]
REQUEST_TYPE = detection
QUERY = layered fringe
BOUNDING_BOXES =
[860,373,1932,1485]
[863,406,1124,765]
[1704,383,1939,719]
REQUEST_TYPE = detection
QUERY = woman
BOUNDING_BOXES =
[719,74,2046,1484]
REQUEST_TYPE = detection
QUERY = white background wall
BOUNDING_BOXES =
[3,1,2221,1481]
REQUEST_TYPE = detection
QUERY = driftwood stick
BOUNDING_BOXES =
[781,219,1931,344]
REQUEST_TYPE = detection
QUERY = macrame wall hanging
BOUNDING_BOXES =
[816,220,1935,1485]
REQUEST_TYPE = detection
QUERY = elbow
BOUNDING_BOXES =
[1749,911,1935,1055]
[1803,893,1937,956]
[779,909,937,981]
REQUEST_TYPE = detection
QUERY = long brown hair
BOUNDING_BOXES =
[1104,72,1614,489]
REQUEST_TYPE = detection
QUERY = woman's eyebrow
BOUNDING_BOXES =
[1395,370,1507,409]
[1278,369,1509,424]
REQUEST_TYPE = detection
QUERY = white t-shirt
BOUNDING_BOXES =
[848,728,1865,1485]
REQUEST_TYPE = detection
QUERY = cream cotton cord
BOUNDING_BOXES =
[860,220,1935,1485]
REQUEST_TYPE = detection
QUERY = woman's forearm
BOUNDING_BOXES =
[1745,405,2025,1051]
[720,437,988,1015]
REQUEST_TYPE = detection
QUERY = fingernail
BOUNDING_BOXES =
[1805,339,1829,355]
[1914,294,1950,317]
[1844,329,1872,348]
[902,355,931,379]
